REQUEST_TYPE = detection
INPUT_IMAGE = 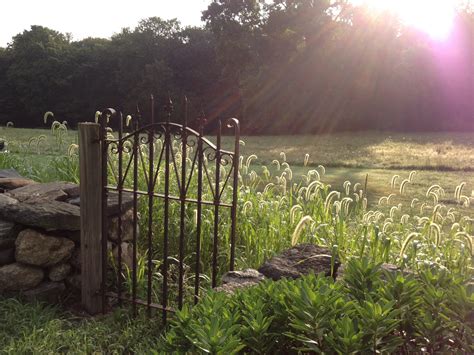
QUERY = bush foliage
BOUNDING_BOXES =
[161,259,473,354]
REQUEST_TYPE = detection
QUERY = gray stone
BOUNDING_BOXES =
[0,263,44,291]
[0,200,80,231]
[67,197,80,206]
[69,248,81,271]
[258,244,340,281]
[0,169,22,179]
[112,242,133,269]
[69,192,134,216]
[0,193,19,206]
[24,189,69,203]
[0,219,21,246]
[9,182,79,201]
[0,178,36,190]
[335,263,345,282]
[108,209,136,242]
[62,185,80,198]
[48,263,72,281]
[23,281,66,303]
[0,248,14,266]
[379,263,413,279]
[216,269,265,294]
[15,229,75,267]
[215,281,261,294]
[106,192,134,216]
[222,269,265,285]
[66,273,81,290]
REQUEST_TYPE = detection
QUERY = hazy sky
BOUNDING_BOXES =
[0,0,209,47]
[1,0,467,47]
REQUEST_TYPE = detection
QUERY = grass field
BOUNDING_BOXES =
[2,128,474,208]
[0,127,473,353]
[233,132,474,216]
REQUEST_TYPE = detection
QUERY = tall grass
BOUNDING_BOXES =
[1,126,472,308]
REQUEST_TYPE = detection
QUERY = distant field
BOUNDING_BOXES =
[1,127,474,213]
[233,132,474,171]
[229,132,474,214]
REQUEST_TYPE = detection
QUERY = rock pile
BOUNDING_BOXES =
[218,244,410,294]
[217,244,340,293]
[0,169,135,302]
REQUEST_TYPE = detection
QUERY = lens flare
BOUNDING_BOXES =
[352,0,456,40]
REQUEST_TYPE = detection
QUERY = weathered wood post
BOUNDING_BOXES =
[79,123,103,314]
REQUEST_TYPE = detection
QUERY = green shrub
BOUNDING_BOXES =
[160,259,474,354]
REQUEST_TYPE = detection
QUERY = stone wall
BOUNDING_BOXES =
[0,169,134,302]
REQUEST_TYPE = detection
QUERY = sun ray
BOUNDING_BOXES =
[351,0,457,40]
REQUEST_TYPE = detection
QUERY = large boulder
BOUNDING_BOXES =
[0,193,19,206]
[0,263,44,291]
[0,178,36,190]
[258,244,340,280]
[48,263,72,282]
[15,229,75,267]
[222,269,265,285]
[0,219,20,249]
[112,242,133,269]
[216,269,266,294]
[69,192,134,216]
[0,200,80,231]
[66,273,81,290]
[69,248,81,271]
[108,209,136,242]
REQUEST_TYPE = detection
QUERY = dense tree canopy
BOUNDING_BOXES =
[0,1,472,133]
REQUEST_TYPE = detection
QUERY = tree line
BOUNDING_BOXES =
[0,0,473,134]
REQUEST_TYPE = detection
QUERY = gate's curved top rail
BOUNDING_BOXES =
[105,121,238,158]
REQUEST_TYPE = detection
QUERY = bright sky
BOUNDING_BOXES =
[0,0,467,47]
[0,0,209,47]
[352,0,460,40]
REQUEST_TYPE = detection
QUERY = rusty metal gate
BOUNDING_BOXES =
[80,97,240,323]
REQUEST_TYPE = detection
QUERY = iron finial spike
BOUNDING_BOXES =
[136,104,142,128]
[165,93,173,123]
[150,94,155,125]
[198,109,206,135]
[183,95,188,127]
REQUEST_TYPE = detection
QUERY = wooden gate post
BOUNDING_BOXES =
[79,123,103,314]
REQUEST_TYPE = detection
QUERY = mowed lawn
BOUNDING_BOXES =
[2,127,474,213]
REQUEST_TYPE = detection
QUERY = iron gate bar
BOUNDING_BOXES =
[228,118,240,271]
[132,126,139,317]
[195,114,204,304]
[146,96,155,317]
[117,112,123,306]
[178,97,188,309]
[162,96,172,323]
[104,187,234,208]
[212,121,222,288]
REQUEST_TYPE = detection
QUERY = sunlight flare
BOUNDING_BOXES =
[353,0,457,40]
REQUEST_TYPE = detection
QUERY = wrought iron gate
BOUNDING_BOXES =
[95,98,239,322]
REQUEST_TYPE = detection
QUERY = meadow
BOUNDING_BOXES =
[0,126,473,353]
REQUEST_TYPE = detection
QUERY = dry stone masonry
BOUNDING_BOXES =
[0,169,135,302]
